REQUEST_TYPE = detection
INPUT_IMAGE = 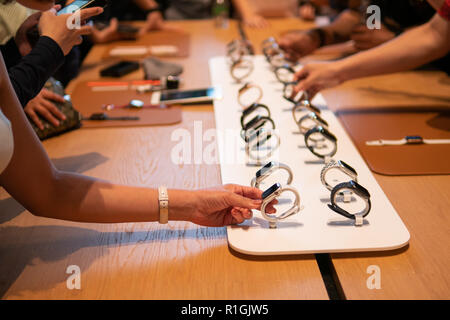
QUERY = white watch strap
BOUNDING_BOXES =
[366,137,450,146]
[158,186,169,224]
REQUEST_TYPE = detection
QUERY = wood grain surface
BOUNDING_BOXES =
[0,19,328,300]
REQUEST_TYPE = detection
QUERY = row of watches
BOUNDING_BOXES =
[251,160,372,228]
[227,39,254,83]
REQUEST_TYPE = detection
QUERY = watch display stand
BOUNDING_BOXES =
[210,56,410,255]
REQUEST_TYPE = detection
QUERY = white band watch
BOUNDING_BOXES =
[366,136,450,146]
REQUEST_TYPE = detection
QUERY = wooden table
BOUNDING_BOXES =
[0,18,449,300]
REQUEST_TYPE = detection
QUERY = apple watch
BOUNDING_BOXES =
[238,82,263,108]
[230,58,254,83]
[260,183,301,229]
[304,125,338,159]
[245,128,280,162]
[328,180,371,220]
[261,37,276,51]
[292,99,321,124]
[240,103,271,129]
[241,114,276,140]
[268,52,287,68]
[275,65,296,84]
[227,39,250,63]
[297,112,329,135]
[251,161,293,189]
[262,42,280,62]
[320,159,358,191]
[366,136,450,146]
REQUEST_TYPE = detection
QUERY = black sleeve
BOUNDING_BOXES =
[0,37,22,69]
[8,36,65,107]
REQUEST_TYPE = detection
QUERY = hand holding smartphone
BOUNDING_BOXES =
[57,0,108,16]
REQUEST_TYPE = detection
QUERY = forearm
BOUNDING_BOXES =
[320,9,361,45]
[336,14,450,82]
[133,0,159,10]
[40,171,195,223]
[8,36,64,106]
[232,0,257,19]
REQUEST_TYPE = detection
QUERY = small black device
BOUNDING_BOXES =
[57,0,108,15]
[262,183,282,200]
[100,61,140,77]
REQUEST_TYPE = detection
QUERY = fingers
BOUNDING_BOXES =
[78,25,93,36]
[78,7,104,22]
[227,192,261,210]
[36,102,61,127]
[41,88,65,103]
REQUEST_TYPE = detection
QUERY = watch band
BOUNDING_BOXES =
[275,65,296,84]
[230,58,254,83]
[292,99,321,123]
[238,82,263,108]
[227,39,250,63]
[304,125,338,159]
[158,186,169,224]
[328,180,371,220]
[260,184,301,229]
[297,112,329,135]
[245,128,281,161]
[240,103,271,129]
[251,161,293,189]
[366,136,450,146]
[320,159,358,191]
[241,115,276,140]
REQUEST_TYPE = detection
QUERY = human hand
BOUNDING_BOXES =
[292,61,344,98]
[90,18,125,43]
[38,6,104,55]
[350,24,396,51]
[24,88,66,130]
[278,30,320,62]
[139,11,167,36]
[299,4,316,21]
[188,184,277,227]
[243,14,269,29]
[14,12,42,56]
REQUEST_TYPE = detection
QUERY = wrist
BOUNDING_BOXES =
[306,28,324,49]
[333,59,352,84]
[165,189,198,223]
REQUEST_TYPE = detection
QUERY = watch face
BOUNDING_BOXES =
[338,160,357,175]
[256,161,275,178]
[319,126,337,142]
[262,183,281,199]
[350,180,370,198]
[244,115,265,131]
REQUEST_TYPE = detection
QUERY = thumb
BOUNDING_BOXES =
[109,18,118,31]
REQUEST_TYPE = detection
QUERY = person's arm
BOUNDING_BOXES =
[232,0,269,28]
[278,9,361,60]
[0,58,270,227]
[294,13,450,97]
[427,0,445,11]
[8,36,64,106]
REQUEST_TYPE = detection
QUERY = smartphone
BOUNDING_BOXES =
[57,0,108,15]
[151,87,223,105]
[100,61,140,77]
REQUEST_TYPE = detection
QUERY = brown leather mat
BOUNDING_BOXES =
[71,80,182,128]
[102,30,190,59]
[337,106,450,176]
